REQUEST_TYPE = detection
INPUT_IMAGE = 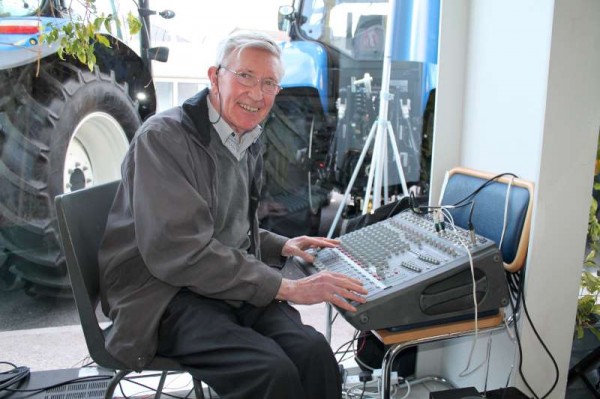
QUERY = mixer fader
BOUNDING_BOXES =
[311,210,509,331]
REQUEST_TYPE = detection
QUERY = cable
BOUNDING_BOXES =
[397,378,411,399]
[451,172,518,208]
[509,275,538,399]
[498,177,515,251]
[507,265,559,399]
[121,376,195,399]
[208,66,223,125]
[0,362,29,391]
[335,330,360,365]
[439,207,484,377]
[521,285,560,398]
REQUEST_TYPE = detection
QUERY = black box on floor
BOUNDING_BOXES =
[430,387,480,399]
[485,387,531,398]
[4,367,114,399]
[430,387,531,399]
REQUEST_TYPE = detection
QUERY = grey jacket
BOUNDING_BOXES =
[98,89,288,370]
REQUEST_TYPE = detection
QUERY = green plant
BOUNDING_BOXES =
[38,0,141,71]
[575,155,600,340]
[576,270,600,340]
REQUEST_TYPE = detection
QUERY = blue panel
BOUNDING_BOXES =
[0,17,68,69]
[391,0,440,64]
[441,173,531,265]
[279,40,329,111]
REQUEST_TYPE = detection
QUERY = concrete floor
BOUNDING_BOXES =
[0,299,454,398]
[0,261,452,398]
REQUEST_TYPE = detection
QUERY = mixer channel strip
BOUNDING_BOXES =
[313,247,387,297]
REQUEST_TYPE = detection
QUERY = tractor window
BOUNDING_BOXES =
[299,0,388,59]
[0,0,41,17]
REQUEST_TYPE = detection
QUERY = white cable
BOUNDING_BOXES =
[504,313,517,342]
[439,206,482,377]
[498,176,514,251]
[396,378,411,399]
[457,241,480,377]
[437,170,450,206]
[354,355,375,371]
[345,380,380,398]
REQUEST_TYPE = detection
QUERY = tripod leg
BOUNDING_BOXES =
[386,120,409,196]
[327,121,379,238]
[363,121,385,214]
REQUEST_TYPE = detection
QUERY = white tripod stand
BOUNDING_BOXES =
[324,0,410,343]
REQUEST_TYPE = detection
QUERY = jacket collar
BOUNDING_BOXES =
[182,88,263,156]
[182,88,212,146]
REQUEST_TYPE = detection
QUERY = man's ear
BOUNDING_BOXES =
[207,66,219,92]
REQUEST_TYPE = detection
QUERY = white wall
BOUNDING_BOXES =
[423,0,600,397]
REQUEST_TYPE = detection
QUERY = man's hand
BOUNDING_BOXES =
[281,235,340,264]
[276,272,368,313]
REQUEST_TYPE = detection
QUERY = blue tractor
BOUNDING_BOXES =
[0,0,171,296]
[260,0,440,237]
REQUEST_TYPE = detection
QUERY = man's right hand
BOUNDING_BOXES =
[275,271,368,312]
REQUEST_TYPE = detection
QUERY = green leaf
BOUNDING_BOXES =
[103,16,113,34]
[32,2,143,70]
[127,12,142,35]
[96,33,111,48]
[97,17,106,32]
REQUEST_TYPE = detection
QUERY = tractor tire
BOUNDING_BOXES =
[261,89,331,238]
[0,59,140,297]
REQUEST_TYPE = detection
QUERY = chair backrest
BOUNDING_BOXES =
[439,167,534,272]
[55,180,123,368]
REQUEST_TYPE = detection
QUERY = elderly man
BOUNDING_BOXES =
[98,30,367,398]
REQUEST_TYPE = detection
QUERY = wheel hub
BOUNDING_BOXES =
[64,111,130,193]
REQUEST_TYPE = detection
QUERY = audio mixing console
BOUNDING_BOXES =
[311,210,510,331]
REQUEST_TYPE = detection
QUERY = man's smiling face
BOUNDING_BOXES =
[212,47,283,135]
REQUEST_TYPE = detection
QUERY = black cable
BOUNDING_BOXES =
[521,285,560,398]
[331,311,339,324]
[418,173,520,220]
[335,330,360,365]
[0,363,29,391]
[451,172,518,208]
[468,200,476,231]
[183,386,194,399]
[121,377,193,399]
[508,275,537,399]
[409,190,473,216]
[208,66,223,125]
[385,199,404,219]
[118,380,132,399]
[359,380,366,399]
[507,266,559,399]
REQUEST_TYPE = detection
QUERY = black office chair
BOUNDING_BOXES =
[55,180,205,399]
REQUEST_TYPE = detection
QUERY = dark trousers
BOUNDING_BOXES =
[156,289,342,399]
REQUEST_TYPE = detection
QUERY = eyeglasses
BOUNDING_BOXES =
[219,66,281,95]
